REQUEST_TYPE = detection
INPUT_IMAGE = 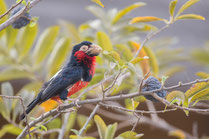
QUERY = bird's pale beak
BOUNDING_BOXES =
[87,44,103,56]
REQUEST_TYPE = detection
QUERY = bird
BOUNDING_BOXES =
[20,41,102,120]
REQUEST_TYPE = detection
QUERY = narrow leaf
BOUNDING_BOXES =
[33,26,60,65]
[91,0,104,8]
[1,82,13,114]
[166,91,185,102]
[17,24,38,60]
[130,56,149,64]
[169,0,178,17]
[143,46,159,76]
[168,130,186,139]
[176,14,205,20]
[196,72,209,79]
[104,123,117,139]
[185,81,209,99]
[176,0,200,17]
[97,32,113,51]
[130,42,150,75]
[130,16,163,24]
[112,2,146,24]
[190,88,209,103]
[47,37,71,77]
[94,115,107,139]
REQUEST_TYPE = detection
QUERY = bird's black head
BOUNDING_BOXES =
[72,41,102,57]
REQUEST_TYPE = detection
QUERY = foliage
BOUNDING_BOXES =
[0,0,208,138]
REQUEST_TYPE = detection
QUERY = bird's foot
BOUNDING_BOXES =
[56,104,76,113]
[67,98,81,108]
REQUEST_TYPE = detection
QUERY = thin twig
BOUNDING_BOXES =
[58,113,70,139]
[30,113,61,134]
[0,95,31,139]
[0,0,23,19]
[78,69,122,136]
[131,112,141,132]
[33,129,60,136]
[133,24,170,58]
[99,102,177,114]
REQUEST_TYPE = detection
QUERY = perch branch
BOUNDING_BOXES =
[17,78,209,139]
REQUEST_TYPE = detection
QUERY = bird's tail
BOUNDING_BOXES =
[19,98,40,120]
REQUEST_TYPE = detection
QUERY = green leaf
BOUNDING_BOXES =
[17,24,38,60]
[103,51,120,62]
[0,124,22,138]
[69,135,96,139]
[190,88,209,103]
[125,99,139,111]
[77,114,93,131]
[70,129,79,135]
[29,16,39,27]
[185,81,209,99]
[91,0,104,7]
[47,37,71,77]
[39,125,48,131]
[143,46,159,76]
[86,5,106,20]
[161,76,169,86]
[196,72,209,79]
[169,0,178,17]
[1,82,14,114]
[130,16,164,24]
[176,14,205,21]
[116,131,141,139]
[133,96,146,103]
[0,0,7,37]
[168,130,186,139]
[65,112,77,135]
[105,123,117,139]
[33,26,60,65]
[115,44,133,61]
[0,69,33,82]
[176,0,200,17]
[166,91,185,104]
[112,2,146,24]
[59,21,81,43]
[6,26,18,49]
[94,115,107,139]
[97,32,113,51]
[130,56,149,64]
[47,118,61,129]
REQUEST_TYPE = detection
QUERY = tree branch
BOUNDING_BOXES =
[0,0,42,31]
[17,78,209,139]
[0,0,23,19]
[0,95,31,139]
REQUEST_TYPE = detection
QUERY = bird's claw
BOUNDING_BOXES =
[67,98,81,108]
[56,105,76,113]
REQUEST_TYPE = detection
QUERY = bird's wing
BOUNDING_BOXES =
[40,67,83,102]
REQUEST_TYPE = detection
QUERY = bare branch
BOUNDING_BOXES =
[0,0,23,19]
[99,102,176,114]
[133,24,170,58]
[58,113,70,139]
[0,95,31,139]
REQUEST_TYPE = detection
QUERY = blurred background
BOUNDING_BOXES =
[1,0,209,139]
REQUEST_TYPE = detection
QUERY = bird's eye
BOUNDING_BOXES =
[80,45,89,51]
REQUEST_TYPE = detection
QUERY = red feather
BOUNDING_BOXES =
[52,51,96,101]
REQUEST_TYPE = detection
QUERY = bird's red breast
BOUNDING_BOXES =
[51,51,96,101]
